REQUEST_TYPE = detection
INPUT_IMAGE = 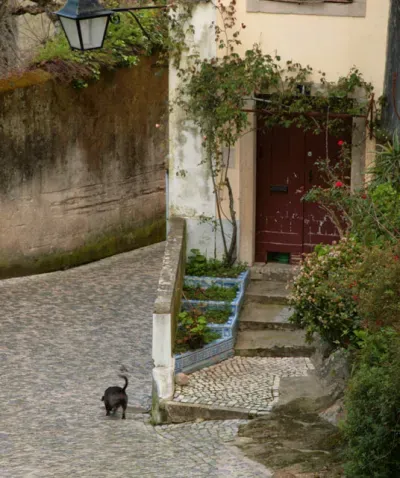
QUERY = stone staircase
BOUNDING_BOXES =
[235,263,315,358]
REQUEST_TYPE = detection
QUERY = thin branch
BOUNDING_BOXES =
[225,176,237,265]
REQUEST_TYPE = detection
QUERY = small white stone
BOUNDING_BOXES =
[175,373,190,386]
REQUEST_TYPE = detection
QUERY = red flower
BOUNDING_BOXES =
[338,140,345,146]
[394,255,399,261]
[361,193,367,199]
[335,181,344,188]
[352,295,359,302]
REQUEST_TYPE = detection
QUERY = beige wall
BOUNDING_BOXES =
[16,13,55,65]
[222,0,390,95]
[216,0,390,263]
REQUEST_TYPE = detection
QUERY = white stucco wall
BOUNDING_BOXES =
[168,3,224,258]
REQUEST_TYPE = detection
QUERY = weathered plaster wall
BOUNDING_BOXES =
[0,58,167,273]
[168,3,225,258]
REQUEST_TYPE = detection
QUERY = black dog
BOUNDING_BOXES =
[101,375,128,419]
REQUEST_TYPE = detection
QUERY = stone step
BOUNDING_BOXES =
[239,303,298,331]
[162,401,252,423]
[245,280,289,305]
[235,329,315,358]
[250,262,298,282]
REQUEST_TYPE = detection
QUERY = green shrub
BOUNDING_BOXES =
[349,183,400,245]
[185,249,247,278]
[183,283,238,302]
[204,307,231,324]
[354,243,400,332]
[289,238,364,348]
[174,311,220,353]
[33,10,163,86]
[342,329,400,477]
[369,133,400,191]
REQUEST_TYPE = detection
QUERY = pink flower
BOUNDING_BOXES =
[203,135,207,140]
[155,124,160,128]
[335,181,344,188]
[338,140,345,146]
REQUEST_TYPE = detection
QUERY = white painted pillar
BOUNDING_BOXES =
[168,2,221,259]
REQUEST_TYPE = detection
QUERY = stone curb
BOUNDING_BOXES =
[161,400,263,423]
[126,405,150,414]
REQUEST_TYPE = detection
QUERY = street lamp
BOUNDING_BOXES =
[56,0,113,50]
[55,0,166,51]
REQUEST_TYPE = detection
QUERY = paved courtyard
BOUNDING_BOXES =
[0,243,271,477]
[174,356,315,414]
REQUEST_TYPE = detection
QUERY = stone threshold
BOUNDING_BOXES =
[160,400,271,424]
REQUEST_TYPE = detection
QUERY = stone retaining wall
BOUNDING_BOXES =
[0,58,167,276]
[152,217,186,423]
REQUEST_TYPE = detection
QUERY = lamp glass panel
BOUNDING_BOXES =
[60,17,81,49]
[79,17,108,50]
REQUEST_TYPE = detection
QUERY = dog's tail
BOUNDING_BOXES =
[119,375,128,392]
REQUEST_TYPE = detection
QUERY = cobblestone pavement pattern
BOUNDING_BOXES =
[1,244,271,477]
[174,356,315,414]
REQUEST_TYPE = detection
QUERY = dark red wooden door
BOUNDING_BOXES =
[255,123,351,263]
[256,125,305,261]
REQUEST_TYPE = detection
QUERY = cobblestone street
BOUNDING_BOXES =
[174,356,315,414]
[1,244,271,477]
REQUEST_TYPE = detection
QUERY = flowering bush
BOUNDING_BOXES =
[290,238,400,348]
[289,238,365,348]
[303,141,400,245]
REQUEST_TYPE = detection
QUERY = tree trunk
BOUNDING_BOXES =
[0,0,18,76]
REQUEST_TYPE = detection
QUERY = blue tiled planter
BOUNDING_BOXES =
[175,337,235,374]
[183,270,250,289]
[175,270,249,374]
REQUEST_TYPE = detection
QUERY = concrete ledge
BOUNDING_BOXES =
[161,400,252,423]
[152,217,186,424]
[247,0,367,17]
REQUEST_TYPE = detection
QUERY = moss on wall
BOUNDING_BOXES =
[0,218,166,280]
[0,57,167,270]
[0,69,52,93]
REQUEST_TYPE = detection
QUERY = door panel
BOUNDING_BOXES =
[255,125,305,262]
[256,122,352,262]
